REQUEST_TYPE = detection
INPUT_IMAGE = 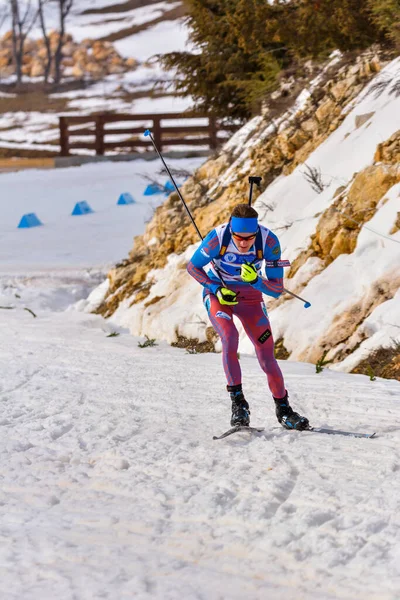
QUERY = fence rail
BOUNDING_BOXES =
[59,113,240,156]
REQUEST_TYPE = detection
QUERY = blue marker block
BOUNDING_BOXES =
[18,213,43,228]
[72,201,94,216]
[164,180,177,193]
[117,193,135,205]
[144,183,163,196]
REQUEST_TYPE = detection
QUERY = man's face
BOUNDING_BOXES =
[231,231,257,254]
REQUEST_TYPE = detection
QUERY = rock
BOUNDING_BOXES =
[73,49,88,65]
[30,60,45,78]
[301,118,319,135]
[37,46,49,60]
[81,38,93,49]
[389,212,400,235]
[346,164,400,213]
[62,42,76,57]
[355,112,375,129]
[287,128,310,151]
[197,153,230,181]
[369,55,381,73]
[108,64,126,75]
[374,130,400,164]
[315,99,337,123]
[62,57,74,68]
[330,80,349,102]
[72,63,85,78]
[85,61,104,78]
[110,55,125,66]
[125,57,138,69]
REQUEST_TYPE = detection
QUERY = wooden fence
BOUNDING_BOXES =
[59,113,239,156]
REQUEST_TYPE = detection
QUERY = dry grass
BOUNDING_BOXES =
[171,334,216,354]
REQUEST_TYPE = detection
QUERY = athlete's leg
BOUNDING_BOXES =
[235,301,286,398]
[204,293,241,386]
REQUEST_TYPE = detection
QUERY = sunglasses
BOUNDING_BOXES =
[231,229,258,241]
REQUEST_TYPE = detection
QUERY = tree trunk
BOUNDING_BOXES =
[38,0,52,84]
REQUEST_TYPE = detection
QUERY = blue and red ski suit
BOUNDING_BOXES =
[187,222,286,398]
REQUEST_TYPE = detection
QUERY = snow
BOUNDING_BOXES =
[0,157,204,271]
[0,60,400,599]
[1,305,400,599]
[114,19,190,62]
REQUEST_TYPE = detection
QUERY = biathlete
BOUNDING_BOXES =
[187,203,309,430]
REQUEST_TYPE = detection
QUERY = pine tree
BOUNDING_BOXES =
[281,0,385,58]
[162,0,394,121]
[161,0,285,120]
[367,0,400,49]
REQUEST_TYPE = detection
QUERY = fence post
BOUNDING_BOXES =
[209,116,218,150]
[153,116,162,152]
[95,115,105,156]
[59,117,70,156]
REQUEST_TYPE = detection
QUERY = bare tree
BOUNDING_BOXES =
[37,0,52,83]
[0,5,9,31]
[9,0,38,85]
[53,0,73,85]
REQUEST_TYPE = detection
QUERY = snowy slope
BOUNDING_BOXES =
[0,157,203,271]
[1,306,400,600]
[100,56,400,371]
[0,156,204,311]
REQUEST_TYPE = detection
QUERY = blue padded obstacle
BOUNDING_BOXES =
[18,213,43,228]
[117,192,135,205]
[144,183,163,196]
[72,201,94,216]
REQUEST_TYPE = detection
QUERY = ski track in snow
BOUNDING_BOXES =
[0,309,399,600]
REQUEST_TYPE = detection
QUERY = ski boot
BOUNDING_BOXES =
[274,391,309,430]
[228,384,250,427]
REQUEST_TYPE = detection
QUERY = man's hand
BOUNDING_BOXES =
[216,287,239,305]
[241,262,258,284]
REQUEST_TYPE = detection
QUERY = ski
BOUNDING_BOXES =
[213,425,265,440]
[306,426,376,439]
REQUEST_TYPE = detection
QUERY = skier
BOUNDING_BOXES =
[187,203,309,430]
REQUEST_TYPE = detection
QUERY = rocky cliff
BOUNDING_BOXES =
[93,49,400,379]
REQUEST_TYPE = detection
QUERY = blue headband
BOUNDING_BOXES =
[231,216,258,234]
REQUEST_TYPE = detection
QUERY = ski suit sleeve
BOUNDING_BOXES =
[251,231,284,298]
[187,229,222,295]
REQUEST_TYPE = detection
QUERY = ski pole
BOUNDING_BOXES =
[283,288,311,308]
[248,176,262,207]
[144,129,228,288]
[144,129,203,240]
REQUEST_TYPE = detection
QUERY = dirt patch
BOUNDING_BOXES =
[274,338,290,360]
[0,147,58,159]
[171,333,216,354]
[81,0,172,15]
[100,5,187,43]
[352,342,400,381]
